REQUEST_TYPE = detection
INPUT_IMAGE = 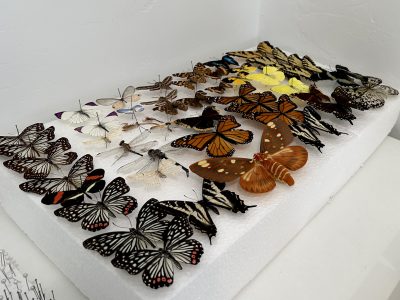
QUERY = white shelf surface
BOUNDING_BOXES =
[2,136,400,300]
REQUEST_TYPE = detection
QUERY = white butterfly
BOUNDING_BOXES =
[55,101,98,124]
[74,112,121,138]
[96,86,140,110]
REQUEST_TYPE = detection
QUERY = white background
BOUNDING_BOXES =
[1,0,399,136]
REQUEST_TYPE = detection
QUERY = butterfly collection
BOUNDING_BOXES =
[0,40,397,290]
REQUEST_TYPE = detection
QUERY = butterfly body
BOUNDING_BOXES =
[190,120,308,193]
[111,217,203,289]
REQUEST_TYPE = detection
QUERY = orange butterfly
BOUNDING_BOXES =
[190,119,308,193]
[171,116,253,157]
[246,95,304,125]
[225,91,278,115]
[214,82,259,106]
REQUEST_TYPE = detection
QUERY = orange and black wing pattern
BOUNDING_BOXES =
[215,82,258,105]
[226,91,278,115]
[171,116,253,157]
[250,95,304,125]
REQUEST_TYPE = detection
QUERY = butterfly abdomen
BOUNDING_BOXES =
[263,157,294,186]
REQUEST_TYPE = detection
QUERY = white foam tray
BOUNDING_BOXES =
[0,82,399,300]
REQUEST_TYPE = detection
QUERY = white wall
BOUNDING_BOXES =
[0,0,260,131]
[257,0,400,138]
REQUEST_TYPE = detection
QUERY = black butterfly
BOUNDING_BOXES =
[204,55,239,69]
[0,126,55,159]
[291,85,356,124]
[41,169,105,207]
[4,137,78,179]
[159,179,255,241]
[111,216,203,289]
[173,106,222,131]
[19,154,94,194]
[0,123,44,147]
[83,198,169,256]
[54,177,137,231]
[302,106,345,136]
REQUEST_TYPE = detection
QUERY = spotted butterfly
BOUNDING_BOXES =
[83,198,169,256]
[4,137,77,179]
[111,216,203,289]
[19,154,94,195]
[190,119,308,193]
[54,177,137,231]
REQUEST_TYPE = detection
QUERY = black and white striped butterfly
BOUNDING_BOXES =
[55,100,98,124]
[83,198,168,256]
[41,169,105,207]
[302,106,345,136]
[0,126,55,159]
[339,76,399,110]
[19,154,94,194]
[54,177,137,231]
[159,179,255,241]
[289,123,324,151]
[4,137,78,179]
[0,123,44,147]
[111,216,203,289]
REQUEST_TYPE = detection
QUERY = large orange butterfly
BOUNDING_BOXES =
[190,119,308,193]
[171,116,253,157]
[246,95,304,125]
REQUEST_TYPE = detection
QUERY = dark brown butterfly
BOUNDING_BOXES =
[172,63,217,90]
[176,91,218,108]
[190,119,308,193]
[292,85,356,124]
[246,95,304,126]
[172,106,222,131]
[141,89,187,115]
[214,82,259,106]
[136,76,173,91]
[225,91,278,115]
[205,79,233,94]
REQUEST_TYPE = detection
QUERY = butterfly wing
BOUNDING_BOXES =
[101,177,137,216]
[159,200,217,239]
[269,146,308,171]
[239,163,276,193]
[83,231,137,256]
[202,179,253,213]
[96,98,119,106]
[260,119,294,154]
[171,133,216,151]
[190,157,254,182]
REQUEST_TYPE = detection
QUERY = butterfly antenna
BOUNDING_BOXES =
[118,88,122,99]
[15,125,19,135]
[96,112,101,124]
[78,99,82,110]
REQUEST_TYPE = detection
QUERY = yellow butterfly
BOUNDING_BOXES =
[271,77,310,94]
[226,72,250,86]
[232,64,257,74]
[245,66,285,86]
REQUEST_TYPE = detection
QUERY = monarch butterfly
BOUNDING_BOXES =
[292,84,356,124]
[246,95,304,126]
[111,216,203,289]
[171,115,253,157]
[225,91,278,115]
[158,179,255,241]
[190,119,308,193]
[214,82,259,106]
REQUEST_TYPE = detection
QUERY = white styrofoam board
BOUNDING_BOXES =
[0,80,399,300]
